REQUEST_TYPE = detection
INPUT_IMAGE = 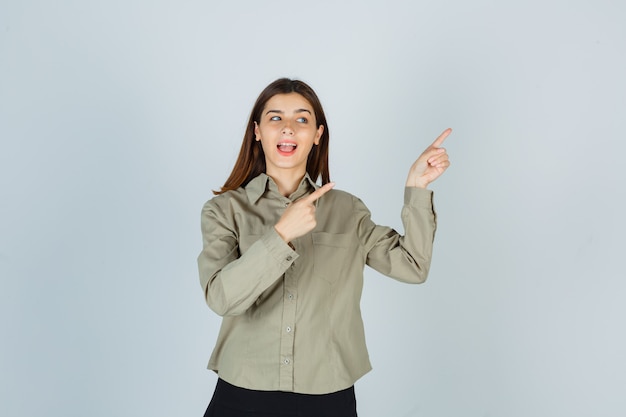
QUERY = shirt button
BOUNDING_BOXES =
[287,293,294,300]
[286,256,293,262]
[286,326,292,333]
[284,358,291,365]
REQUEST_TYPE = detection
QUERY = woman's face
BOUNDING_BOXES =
[254,93,324,179]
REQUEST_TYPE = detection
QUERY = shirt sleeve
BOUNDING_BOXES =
[356,187,437,283]
[197,199,298,316]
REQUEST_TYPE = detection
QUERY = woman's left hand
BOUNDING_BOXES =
[405,128,452,189]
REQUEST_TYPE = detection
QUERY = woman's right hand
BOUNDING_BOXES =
[274,182,335,243]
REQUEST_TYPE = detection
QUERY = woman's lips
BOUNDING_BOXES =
[277,142,297,155]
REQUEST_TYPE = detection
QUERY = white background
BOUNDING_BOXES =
[1,1,625,416]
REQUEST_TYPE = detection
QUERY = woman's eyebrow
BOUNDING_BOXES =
[265,109,312,115]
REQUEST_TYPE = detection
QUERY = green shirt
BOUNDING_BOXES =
[197,173,437,394]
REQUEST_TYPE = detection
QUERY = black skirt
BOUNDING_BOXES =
[203,379,358,417]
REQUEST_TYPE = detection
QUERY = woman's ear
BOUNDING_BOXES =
[254,122,261,141]
[314,125,324,145]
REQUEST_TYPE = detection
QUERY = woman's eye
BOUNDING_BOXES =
[270,116,281,121]
[297,117,307,123]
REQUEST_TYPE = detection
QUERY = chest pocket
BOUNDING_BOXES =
[312,232,354,283]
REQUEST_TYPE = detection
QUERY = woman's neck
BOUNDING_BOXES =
[267,170,305,197]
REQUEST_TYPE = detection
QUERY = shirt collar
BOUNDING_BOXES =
[245,173,319,204]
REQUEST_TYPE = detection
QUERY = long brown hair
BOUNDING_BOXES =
[214,78,330,194]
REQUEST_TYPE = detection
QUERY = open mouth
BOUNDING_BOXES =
[277,142,297,155]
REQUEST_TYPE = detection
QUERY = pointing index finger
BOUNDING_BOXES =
[431,128,452,148]
[303,182,335,204]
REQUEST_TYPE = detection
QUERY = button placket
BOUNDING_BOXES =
[279,260,298,390]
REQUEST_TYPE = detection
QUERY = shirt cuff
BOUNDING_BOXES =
[261,227,299,268]
[404,187,434,209]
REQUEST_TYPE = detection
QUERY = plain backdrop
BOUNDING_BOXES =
[1,1,625,416]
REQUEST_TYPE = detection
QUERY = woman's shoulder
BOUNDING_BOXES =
[323,187,362,208]
[323,188,375,216]
[326,187,356,200]
[202,187,247,212]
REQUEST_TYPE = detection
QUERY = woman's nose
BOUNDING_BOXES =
[281,122,294,135]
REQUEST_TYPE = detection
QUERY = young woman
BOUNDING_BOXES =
[198,78,450,417]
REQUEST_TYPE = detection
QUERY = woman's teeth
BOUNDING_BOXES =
[277,143,297,152]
